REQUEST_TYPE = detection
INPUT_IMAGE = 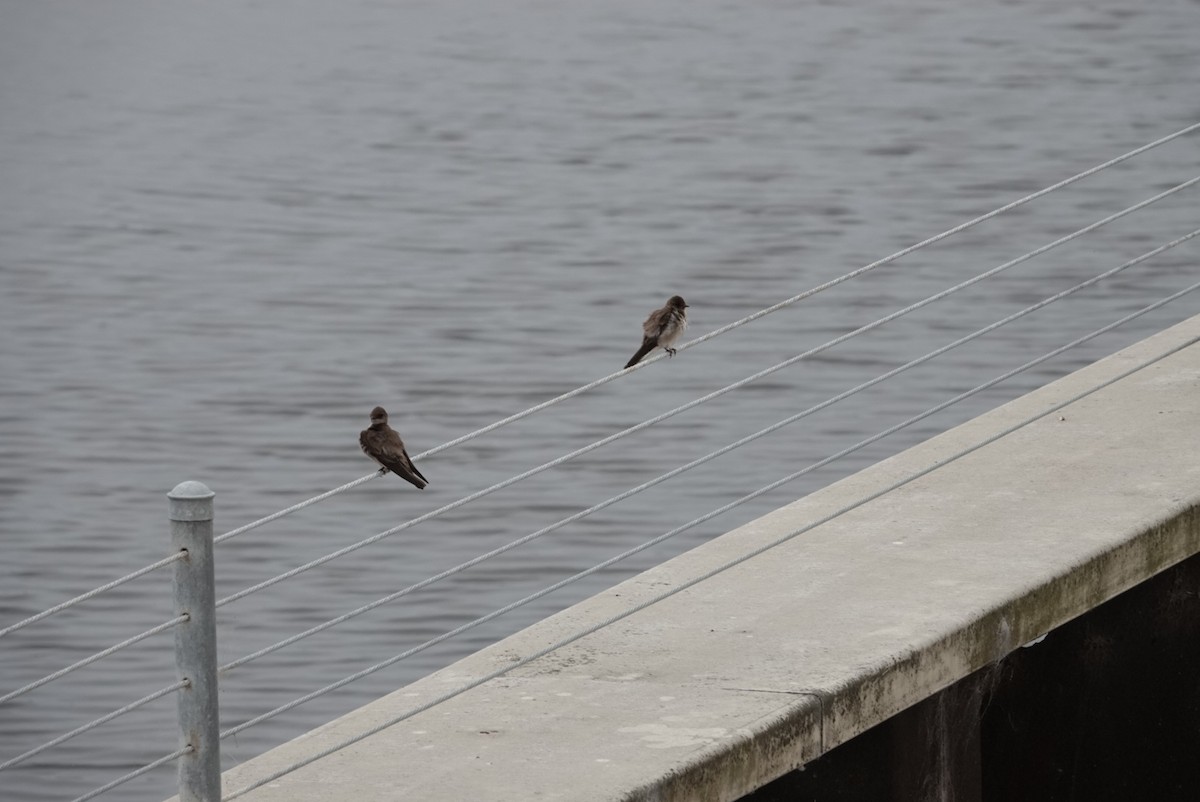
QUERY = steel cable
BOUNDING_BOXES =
[223,309,1200,800]
[0,681,188,771]
[0,615,187,706]
[218,272,1200,746]
[215,227,1200,677]
[0,551,186,640]
[6,124,1195,643]
[70,745,193,802]
[210,121,1200,547]
[213,175,1200,609]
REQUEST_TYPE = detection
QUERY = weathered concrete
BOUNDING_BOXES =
[746,552,1200,801]
[210,314,1200,802]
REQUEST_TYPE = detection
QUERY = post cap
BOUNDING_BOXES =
[168,481,215,522]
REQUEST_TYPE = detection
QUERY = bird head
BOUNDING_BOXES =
[369,406,389,425]
[667,295,688,310]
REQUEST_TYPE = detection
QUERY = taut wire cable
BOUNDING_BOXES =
[223,320,1200,800]
[215,228,1200,677]
[212,174,1199,609]
[0,680,188,771]
[0,551,186,640]
[69,745,193,802]
[217,274,1200,744]
[5,124,1195,641]
[210,122,1200,547]
[0,615,187,706]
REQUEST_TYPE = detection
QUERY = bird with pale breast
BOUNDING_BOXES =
[625,295,689,369]
[359,406,428,489]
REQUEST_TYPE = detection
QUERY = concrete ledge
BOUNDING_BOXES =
[214,315,1200,802]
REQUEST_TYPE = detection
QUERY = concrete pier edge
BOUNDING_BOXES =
[203,313,1200,802]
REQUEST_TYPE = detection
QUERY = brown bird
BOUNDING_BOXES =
[359,406,428,489]
[624,295,689,369]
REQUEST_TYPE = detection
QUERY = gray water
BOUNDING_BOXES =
[1,1,1198,800]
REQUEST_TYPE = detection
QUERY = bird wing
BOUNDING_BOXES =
[408,456,428,484]
[642,306,668,338]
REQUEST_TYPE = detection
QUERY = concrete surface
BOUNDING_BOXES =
[744,550,1200,801]
[207,314,1200,802]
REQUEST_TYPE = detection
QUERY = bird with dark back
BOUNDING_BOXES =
[625,295,689,369]
[360,406,429,489]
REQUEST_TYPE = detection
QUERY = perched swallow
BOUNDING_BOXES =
[359,406,428,489]
[624,295,689,369]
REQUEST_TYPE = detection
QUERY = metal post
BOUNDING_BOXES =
[169,481,221,802]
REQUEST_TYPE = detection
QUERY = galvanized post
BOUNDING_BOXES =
[169,481,221,802]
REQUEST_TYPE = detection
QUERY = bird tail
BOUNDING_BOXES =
[625,338,656,369]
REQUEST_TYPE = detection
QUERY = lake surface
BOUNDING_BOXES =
[1,1,1197,799]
